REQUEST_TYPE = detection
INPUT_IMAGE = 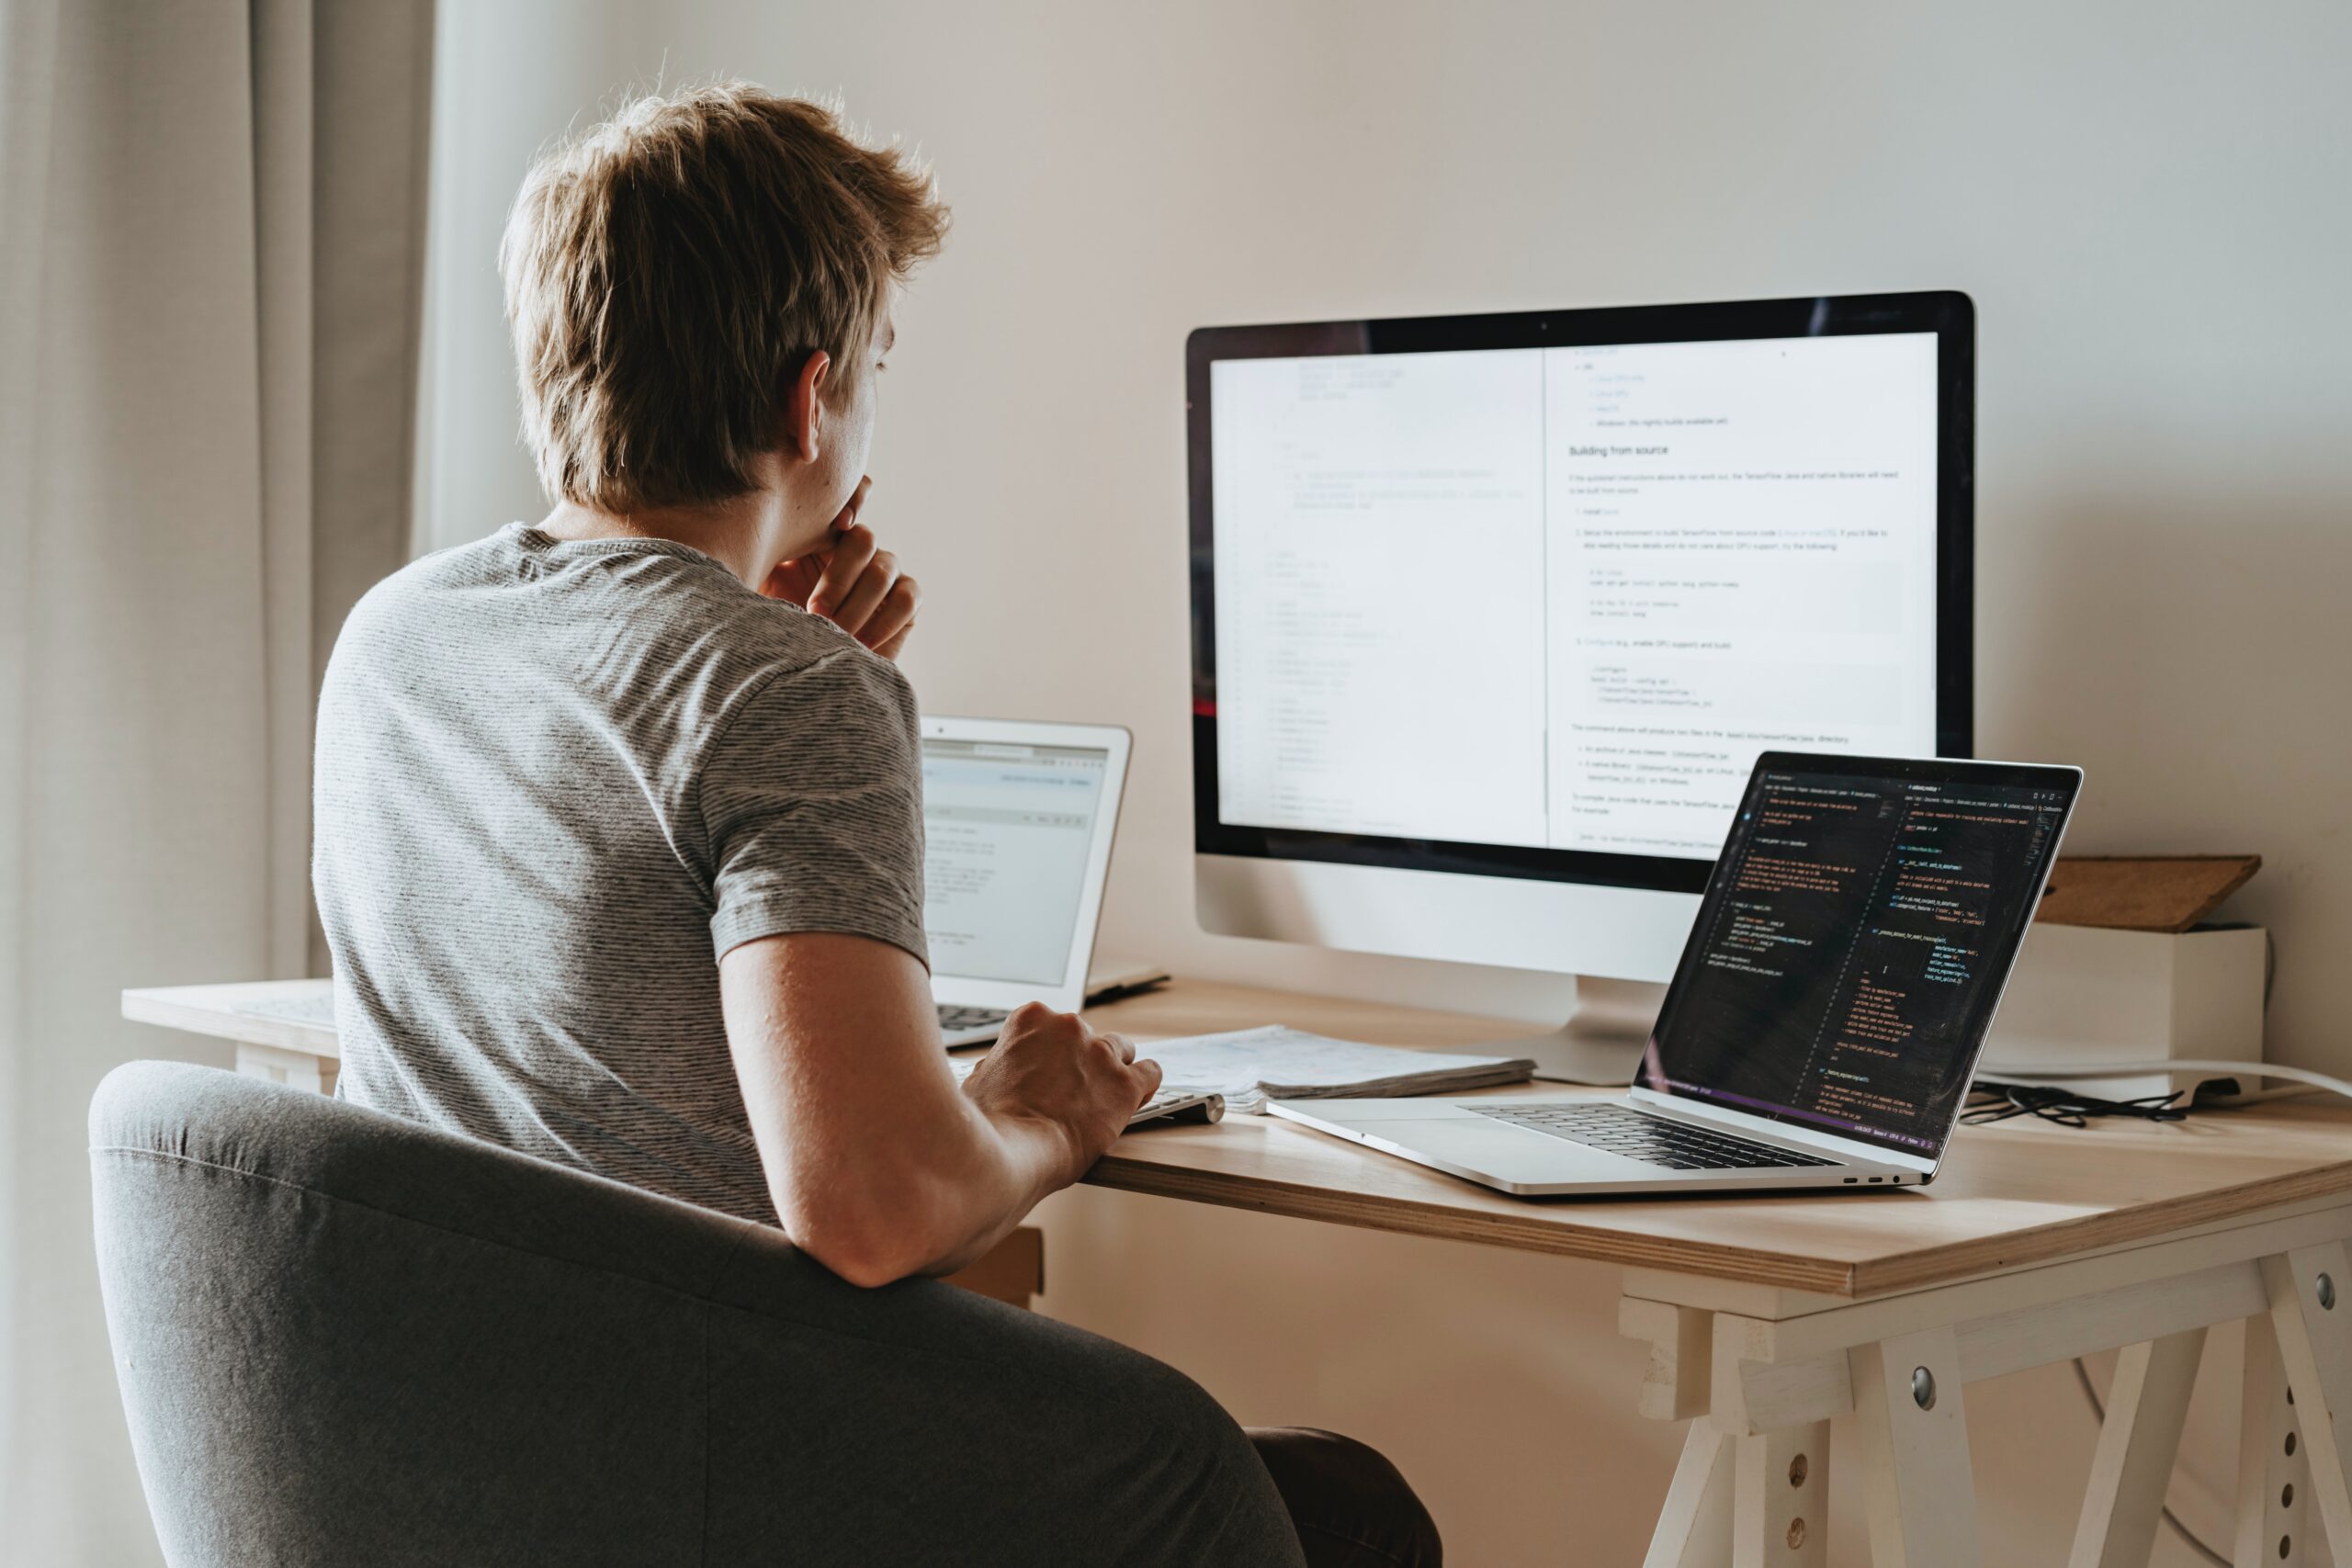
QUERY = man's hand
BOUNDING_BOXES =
[763,476,921,660]
[961,1002,1162,1183]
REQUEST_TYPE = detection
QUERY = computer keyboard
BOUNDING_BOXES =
[944,1053,1219,1127]
[1130,1087,1225,1126]
[936,1004,1011,1033]
[1468,1103,1837,1170]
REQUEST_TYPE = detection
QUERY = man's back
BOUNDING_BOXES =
[295,83,1439,1562]
[314,523,926,1223]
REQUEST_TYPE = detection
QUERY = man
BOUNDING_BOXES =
[314,84,1440,1566]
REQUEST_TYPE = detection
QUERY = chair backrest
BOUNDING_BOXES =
[89,1061,1306,1568]
[89,1060,778,1565]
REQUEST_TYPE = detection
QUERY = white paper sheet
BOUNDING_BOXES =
[1137,1025,1533,1113]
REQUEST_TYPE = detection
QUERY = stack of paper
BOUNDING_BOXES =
[1137,1026,1535,1114]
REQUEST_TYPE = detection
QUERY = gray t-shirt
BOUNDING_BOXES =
[313,523,926,1224]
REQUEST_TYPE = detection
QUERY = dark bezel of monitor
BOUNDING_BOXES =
[1186,290,1975,896]
[1634,750,2082,1159]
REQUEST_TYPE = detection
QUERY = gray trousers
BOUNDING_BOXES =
[90,1061,1308,1566]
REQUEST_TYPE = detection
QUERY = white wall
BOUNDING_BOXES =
[420,3,2352,1561]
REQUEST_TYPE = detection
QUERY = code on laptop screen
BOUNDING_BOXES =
[1636,758,2076,1156]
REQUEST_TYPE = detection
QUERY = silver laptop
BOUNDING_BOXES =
[1270,753,2081,1196]
[919,716,1143,1047]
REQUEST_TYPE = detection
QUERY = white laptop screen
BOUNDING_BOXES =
[921,738,1111,986]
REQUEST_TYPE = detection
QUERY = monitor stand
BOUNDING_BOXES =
[1477,975,1666,1087]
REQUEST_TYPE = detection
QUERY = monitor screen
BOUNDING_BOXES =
[921,738,1110,986]
[1189,293,1973,897]
[1636,756,2077,1156]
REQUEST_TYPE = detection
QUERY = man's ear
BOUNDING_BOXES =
[781,349,831,463]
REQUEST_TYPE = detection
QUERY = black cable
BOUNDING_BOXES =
[2072,1356,2228,1567]
[1964,1079,2191,1128]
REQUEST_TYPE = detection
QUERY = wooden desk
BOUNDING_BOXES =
[126,976,2352,1568]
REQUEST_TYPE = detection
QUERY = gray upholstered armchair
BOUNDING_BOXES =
[89,1061,1303,1566]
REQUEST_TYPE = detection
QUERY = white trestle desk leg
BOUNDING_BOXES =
[2262,1243,2352,1561]
[234,1042,334,1096]
[1853,1325,1982,1568]
[2067,1327,2208,1568]
[2238,1312,2312,1568]
[1734,1420,1830,1568]
[1645,1421,1732,1568]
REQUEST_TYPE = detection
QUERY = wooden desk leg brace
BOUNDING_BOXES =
[1622,1217,2352,1568]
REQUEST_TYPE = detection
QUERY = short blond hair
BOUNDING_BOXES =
[500,85,948,513]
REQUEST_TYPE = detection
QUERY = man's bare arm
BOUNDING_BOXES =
[718,931,1159,1286]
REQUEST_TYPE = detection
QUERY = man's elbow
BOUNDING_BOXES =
[799,1226,925,1290]
[778,1190,941,1289]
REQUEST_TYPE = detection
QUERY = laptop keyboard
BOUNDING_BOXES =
[937,1004,1011,1034]
[1469,1103,1838,1170]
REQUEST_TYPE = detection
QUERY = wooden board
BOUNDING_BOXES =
[2035,854,2262,932]
[942,1224,1045,1306]
[125,976,2352,1301]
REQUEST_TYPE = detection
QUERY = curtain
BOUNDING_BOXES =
[0,0,433,1560]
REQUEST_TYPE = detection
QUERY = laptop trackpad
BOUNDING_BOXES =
[1367,1118,1655,1182]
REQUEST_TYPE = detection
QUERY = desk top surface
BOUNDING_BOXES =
[123,976,2352,1301]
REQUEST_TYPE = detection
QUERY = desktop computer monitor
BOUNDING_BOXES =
[1186,291,1973,1077]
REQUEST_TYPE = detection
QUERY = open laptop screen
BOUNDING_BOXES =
[1636,755,2078,1157]
[921,738,1112,986]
